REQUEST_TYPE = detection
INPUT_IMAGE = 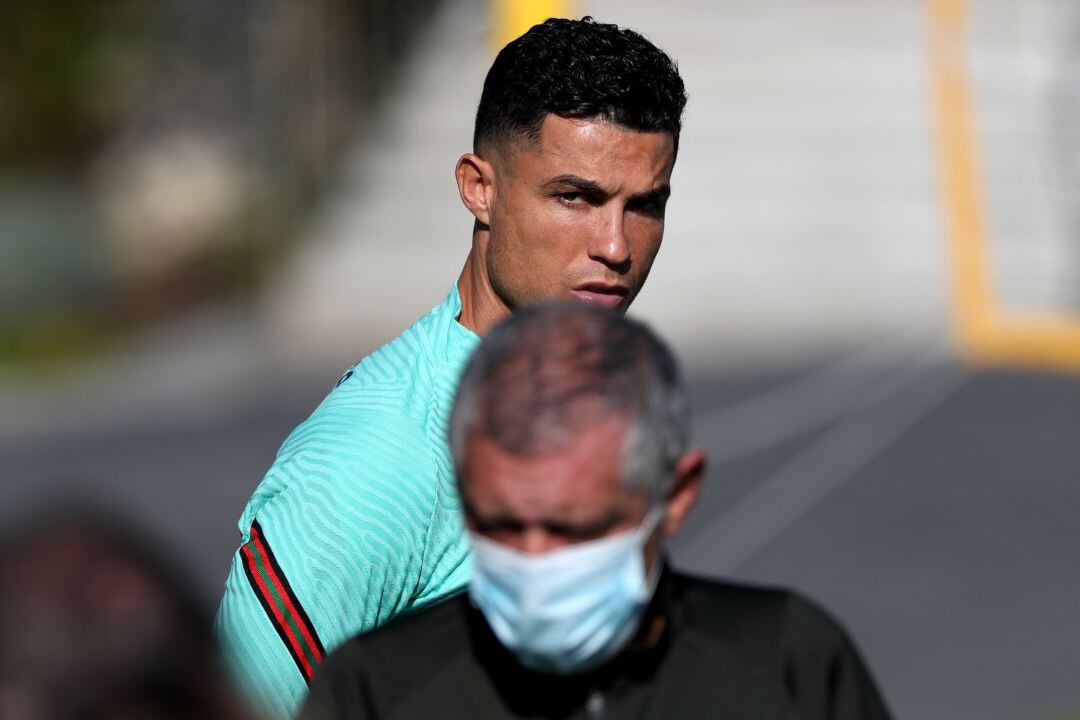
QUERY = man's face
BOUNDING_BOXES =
[484,115,676,313]
[460,418,652,555]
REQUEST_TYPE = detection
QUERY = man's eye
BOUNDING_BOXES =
[558,192,582,204]
[474,519,521,535]
[569,527,607,541]
[630,197,667,218]
[546,521,613,541]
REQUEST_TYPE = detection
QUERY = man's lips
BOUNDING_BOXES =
[570,283,629,309]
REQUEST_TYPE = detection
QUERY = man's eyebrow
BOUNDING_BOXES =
[631,183,671,203]
[546,507,627,534]
[543,174,610,197]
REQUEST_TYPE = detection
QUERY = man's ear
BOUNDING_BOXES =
[661,449,706,538]
[455,153,496,226]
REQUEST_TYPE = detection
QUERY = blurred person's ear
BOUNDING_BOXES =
[456,152,496,227]
[661,449,706,537]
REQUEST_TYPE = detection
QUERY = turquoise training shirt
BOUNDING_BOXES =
[215,285,480,719]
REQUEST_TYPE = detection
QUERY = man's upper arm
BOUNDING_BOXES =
[217,416,438,719]
[217,532,312,720]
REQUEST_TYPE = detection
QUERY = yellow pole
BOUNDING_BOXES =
[927,0,997,364]
[491,0,576,52]
[992,316,1080,371]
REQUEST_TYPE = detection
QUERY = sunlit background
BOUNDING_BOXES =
[2,1,1078,718]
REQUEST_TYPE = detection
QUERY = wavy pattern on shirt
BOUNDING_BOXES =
[216,286,479,720]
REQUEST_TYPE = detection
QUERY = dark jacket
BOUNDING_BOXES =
[301,568,892,719]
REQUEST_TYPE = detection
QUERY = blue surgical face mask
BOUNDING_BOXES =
[467,510,663,675]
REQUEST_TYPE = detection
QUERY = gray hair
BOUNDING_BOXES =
[449,302,690,503]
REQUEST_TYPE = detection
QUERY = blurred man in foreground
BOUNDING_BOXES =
[217,17,687,719]
[0,514,253,720]
[301,304,893,720]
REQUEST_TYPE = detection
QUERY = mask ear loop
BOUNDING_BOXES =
[639,507,666,597]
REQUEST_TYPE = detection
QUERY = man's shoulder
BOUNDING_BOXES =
[321,308,449,411]
[671,572,892,718]
[674,570,792,622]
[303,290,476,431]
[302,596,474,720]
[241,297,469,532]
[321,594,471,679]
[672,571,855,661]
[279,294,470,451]
[255,304,475,612]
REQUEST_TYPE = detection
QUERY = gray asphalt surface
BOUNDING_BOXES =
[3,357,1078,720]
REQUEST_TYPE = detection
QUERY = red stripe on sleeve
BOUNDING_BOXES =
[249,527,325,665]
[241,542,316,679]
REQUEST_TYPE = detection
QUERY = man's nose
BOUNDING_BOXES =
[587,209,631,270]
[519,527,559,555]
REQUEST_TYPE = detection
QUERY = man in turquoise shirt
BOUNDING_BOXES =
[216,17,688,718]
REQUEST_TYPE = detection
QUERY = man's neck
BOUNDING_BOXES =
[456,246,510,336]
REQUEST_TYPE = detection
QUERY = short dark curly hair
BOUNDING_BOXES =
[473,17,687,155]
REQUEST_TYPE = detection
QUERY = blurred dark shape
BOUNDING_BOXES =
[0,1,138,169]
[0,513,253,720]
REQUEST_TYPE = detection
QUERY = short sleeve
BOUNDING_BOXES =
[216,413,438,719]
